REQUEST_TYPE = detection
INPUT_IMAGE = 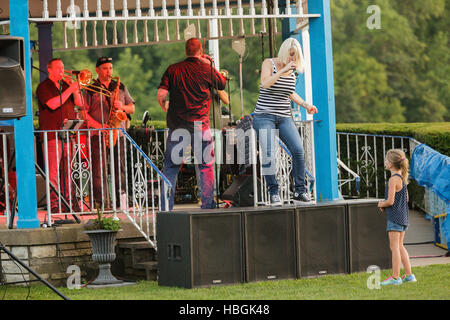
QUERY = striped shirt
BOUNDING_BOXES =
[384,174,409,226]
[254,59,296,117]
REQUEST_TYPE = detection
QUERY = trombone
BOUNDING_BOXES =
[64,69,111,97]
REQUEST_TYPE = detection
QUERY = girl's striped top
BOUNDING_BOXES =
[254,59,296,117]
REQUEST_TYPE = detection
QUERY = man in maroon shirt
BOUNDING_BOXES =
[157,38,226,210]
[36,58,83,213]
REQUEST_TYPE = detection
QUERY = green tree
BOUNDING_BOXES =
[331,0,449,122]
[25,0,450,124]
[112,47,153,121]
[334,46,405,122]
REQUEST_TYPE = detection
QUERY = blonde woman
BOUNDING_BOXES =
[253,37,318,206]
[378,149,416,286]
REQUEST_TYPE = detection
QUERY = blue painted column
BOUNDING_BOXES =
[309,0,339,201]
[281,6,306,118]
[10,0,39,228]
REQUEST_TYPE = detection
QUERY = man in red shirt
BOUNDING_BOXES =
[36,58,83,213]
[157,38,226,210]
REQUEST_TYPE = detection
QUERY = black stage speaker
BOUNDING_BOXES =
[296,202,348,277]
[0,36,26,119]
[244,207,297,282]
[222,175,257,207]
[346,199,391,273]
[157,209,244,288]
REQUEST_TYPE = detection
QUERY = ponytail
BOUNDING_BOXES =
[400,157,409,185]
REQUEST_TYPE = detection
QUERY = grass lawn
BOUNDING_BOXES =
[1,264,449,300]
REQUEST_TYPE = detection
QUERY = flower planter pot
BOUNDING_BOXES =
[84,229,122,285]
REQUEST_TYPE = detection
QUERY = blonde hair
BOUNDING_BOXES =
[386,149,409,184]
[277,37,305,73]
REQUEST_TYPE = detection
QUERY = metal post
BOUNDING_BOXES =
[10,0,40,228]
[251,128,258,207]
[309,0,340,201]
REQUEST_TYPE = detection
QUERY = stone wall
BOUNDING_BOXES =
[0,241,96,285]
[0,222,146,287]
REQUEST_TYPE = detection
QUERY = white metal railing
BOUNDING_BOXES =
[120,128,171,247]
[0,128,171,247]
[336,132,421,199]
[29,0,318,50]
[146,118,316,207]
[223,118,316,206]
[423,187,449,218]
[253,132,316,206]
[337,157,360,196]
[36,0,316,21]
[0,130,14,227]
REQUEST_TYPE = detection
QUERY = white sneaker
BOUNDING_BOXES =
[293,192,314,205]
[270,194,283,207]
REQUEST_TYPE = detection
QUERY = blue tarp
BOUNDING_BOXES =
[411,144,450,246]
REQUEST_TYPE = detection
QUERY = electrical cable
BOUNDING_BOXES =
[0,244,31,300]
[1,264,8,300]
[404,241,434,245]
[410,254,445,259]
[404,241,448,258]
[0,241,69,300]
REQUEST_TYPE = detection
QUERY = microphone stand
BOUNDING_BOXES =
[208,57,221,207]
[0,241,69,300]
[76,73,89,122]
[74,75,92,212]
[226,77,232,126]
[57,80,74,224]
[238,54,244,118]
[99,83,111,209]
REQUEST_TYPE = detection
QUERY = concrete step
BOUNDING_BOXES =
[118,241,154,250]
[117,240,158,281]
[134,261,158,281]
[135,261,158,270]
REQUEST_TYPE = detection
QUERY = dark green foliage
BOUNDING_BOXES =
[84,207,121,231]
[24,1,448,124]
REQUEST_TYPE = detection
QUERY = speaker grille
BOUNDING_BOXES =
[191,213,243,287]
[0,63,26,119]
[347,200,391,273]
[297,205,348,277]
[244,208,296,282]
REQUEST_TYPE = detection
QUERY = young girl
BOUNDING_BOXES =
[378,149,417,286]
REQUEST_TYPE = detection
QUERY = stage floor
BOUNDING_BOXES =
[403,209,449,267]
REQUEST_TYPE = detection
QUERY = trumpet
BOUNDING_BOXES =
[64,69,111,96]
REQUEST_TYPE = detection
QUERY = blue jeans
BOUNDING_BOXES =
[252,113,306,196]
[160,128,215,211]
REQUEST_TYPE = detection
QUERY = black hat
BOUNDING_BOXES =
[96,56,113,67]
